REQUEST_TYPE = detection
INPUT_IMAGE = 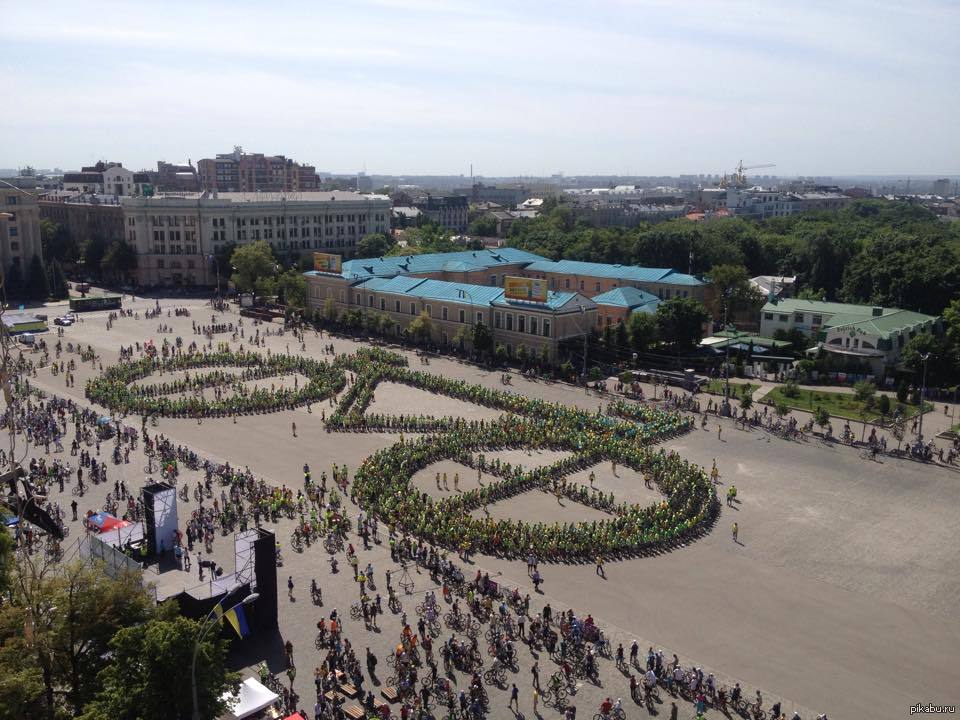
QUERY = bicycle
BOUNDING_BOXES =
[593,710,625,720]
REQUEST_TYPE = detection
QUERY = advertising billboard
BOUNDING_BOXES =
[313,252,342,273]
[504,276,548,303]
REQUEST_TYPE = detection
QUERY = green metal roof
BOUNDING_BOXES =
[762,297,889,316]
[825,309,938,339]
[340,247,546,279]
[592,286,661,310]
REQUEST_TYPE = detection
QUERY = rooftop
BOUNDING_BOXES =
[762,297,894,317]
[591,286,661,311]
[353,276,588,311]
[340,247,546,280]
[523,259,704,286]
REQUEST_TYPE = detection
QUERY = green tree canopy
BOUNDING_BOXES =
[101,240,138,284]
[627,311,658,353]
[467,215,498,237]
[82,236,108,280]
[357,233,395,258]
[408,310,434,345]
[472,321,493,357]
[655,297,709,350]
[80,605,237,720]
[230,240,277,296]
[276,269,306,308]
[26,254,49,300]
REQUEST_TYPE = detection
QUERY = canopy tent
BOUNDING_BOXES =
[222,677,279,720]
[284,714,306,720]
[85,512,131,534]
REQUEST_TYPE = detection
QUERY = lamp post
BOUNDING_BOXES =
[192,590,259,720]
[917,352,930,441]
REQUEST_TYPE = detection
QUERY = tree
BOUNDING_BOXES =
[853,380,877,405]
[472,321,493,359]
[860,396,877,440]
[467,215,498,237]
[795,286,828,301]
[814,406,831,431]
[408,310,434,346]
[230,240,277,297]
[627,311,658,353]
[740,393,753,411]
[212,241,237,283]
[357,233,395,258]
[26,254,49,300]
[494,344,508,364]
[82,236,108,280]
[47,259,70,300]
[276,269,306,308]
[40,219,79,265]
[3,262,23,300]
[452,325,469,351]
[655,297,709,350]
[614,320,628,352]
[706,264,763,320]
[877,393,891,418]
[323,296,338,324]
[891,415,906,451]
[901,333,951,386]
[516,344,529,366]
[80,606,238,720]
[101,240,138,284]
[774,399,790,420]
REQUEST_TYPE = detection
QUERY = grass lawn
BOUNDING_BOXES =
[704,379,759,399]
[763,385,925,422]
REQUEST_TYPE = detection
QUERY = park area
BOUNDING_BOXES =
[4,292,960,720]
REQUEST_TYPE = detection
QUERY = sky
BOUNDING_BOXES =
[1,0,958,177]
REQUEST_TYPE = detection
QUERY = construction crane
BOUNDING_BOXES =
[733,160,775,186]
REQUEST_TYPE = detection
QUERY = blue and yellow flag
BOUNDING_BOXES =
[214,600,251,639]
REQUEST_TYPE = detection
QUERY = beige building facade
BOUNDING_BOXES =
[123,192,390,287]
[0,186,43,273]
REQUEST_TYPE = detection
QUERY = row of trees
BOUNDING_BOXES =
[505,200,960,317]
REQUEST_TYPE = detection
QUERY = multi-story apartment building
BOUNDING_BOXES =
[412,195,468,232]
[197,149,318,193]
[122,191,390,287]
[0,185,43,273]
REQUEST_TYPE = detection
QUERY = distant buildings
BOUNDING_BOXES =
[452,183,529,208]
[39,192,125,251]
[62,162,151,197]
[155,161,199,192]
[725,187,853,218]
[197,147,318,193]
[122,191,390,287]
[0,184,43,272]
[412,195,468,233]
[931,178,951,197]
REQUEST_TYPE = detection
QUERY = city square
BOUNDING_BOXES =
[7,293,958,720]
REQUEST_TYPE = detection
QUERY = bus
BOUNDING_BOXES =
[69,294,122,312]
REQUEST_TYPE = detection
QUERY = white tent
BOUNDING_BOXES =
[222,677,279,720]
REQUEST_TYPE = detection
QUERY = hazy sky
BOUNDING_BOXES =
[2,0,958,177]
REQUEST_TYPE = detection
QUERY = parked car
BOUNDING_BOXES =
[17,333,35,345]
[54,316,73,326]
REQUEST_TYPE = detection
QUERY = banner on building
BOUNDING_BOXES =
[504,276,548,303]
[313,253,342,273]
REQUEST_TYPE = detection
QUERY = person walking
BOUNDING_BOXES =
[718,424,723,441]
[292,421,297,437]
[595,555,605,578]
[531,661,540,690]
[732,522,739,543]
[532,688,539,714]
[509,683,519,710]
[288,575,295,600]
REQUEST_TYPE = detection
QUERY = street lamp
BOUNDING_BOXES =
[192,590,259,720]
[917,352,930,441]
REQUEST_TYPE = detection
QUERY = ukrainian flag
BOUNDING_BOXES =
[213,599,251,639]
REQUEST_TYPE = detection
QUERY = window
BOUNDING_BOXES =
[529,317,537,335]
[442,307,448,320]
[594,282,601,292]
[506,314,513,331]
[494,312,501,329]
[8,227,17,237]
[579,280,584,290]
[410,302,416,315]
[518,316,525,333]
[425,305,432,317]
[368,295,374,307]
[812,315,823,325]
[490,275,497,286]
[476,312,482,323]
[380,298,386,311]
[458,309,465,323]
[764,313,774,321]
[5,196,17,205]
[564,278,570,289]
[395,300,401,312]
[794,313,804,323]
[543,320,550,337]
[157,259,165,269]
[778,314,788,322]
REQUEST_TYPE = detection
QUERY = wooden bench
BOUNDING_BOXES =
[380,686,400,703]
[339,683,359,698]
[324,690,344,704]
[342,704,364,719]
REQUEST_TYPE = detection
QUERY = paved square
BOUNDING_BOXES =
[9,293,960,720]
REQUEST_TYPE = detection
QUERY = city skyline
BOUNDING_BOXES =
[2,0,958,176]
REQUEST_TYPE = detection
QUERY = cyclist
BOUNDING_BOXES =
[599,697,613,717]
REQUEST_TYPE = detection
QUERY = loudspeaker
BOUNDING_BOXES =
[252,529,278,630]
